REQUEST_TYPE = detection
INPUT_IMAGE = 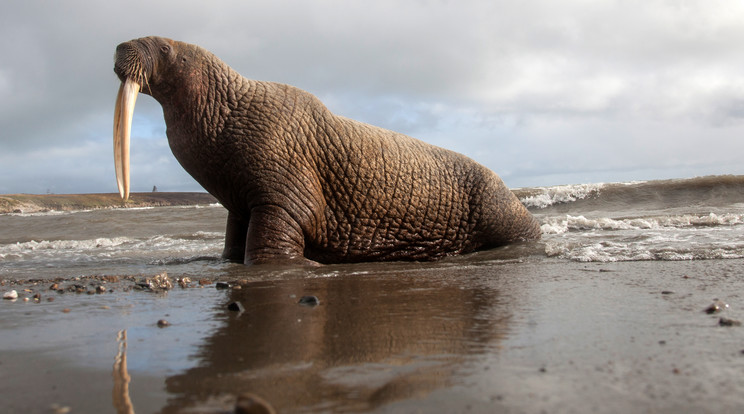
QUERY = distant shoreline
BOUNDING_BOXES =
[0,192,219,214]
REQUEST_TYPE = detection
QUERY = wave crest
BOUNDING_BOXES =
[519,183,605,209]
[541,213,744,235]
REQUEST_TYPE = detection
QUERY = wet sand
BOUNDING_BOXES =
[2,256,744,413]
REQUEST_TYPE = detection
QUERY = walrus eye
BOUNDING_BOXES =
[160,45,170,54]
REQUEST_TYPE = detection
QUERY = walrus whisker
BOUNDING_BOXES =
[142,72,152,96]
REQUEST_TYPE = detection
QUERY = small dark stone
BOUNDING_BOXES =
[228,301,245,312]
[95,285,106,294]
[705,300,728,314]
[33,293,41,301]
[157,319,170,328]
[298,295,320,307]
[47,297,55,302]
[49,283,59,290]
[661,291,674,295]
[235,392,276,414]
[135,279,153,290]
[215,282,230,290]
[719,317,742,327]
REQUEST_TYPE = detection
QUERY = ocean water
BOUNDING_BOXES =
[1,175,743,281]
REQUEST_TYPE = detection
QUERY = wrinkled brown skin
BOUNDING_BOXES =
[114,36,541,266]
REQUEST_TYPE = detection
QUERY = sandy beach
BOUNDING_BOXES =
[0,193,217,214]
[3,256,744,413]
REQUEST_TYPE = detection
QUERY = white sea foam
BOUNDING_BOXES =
[540,213,744,235]
[0,232,224,264]
[173,203,224,209]
[542,211,744,262]
[521,183,606,209]
[545,238,744,262]
[2,237,133,253]
[6,209,81,217]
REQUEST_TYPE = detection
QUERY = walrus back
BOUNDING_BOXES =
[204,79,540,262]
[306,108,538,262]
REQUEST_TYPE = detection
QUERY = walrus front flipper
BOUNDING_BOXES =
[244,205,320,267]
[222,211,249,263]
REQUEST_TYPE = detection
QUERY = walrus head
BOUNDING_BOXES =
[114,38,159,200]
[113,36,192,200]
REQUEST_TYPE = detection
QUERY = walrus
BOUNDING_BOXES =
[113,36,540,265]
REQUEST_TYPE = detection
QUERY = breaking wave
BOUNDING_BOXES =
[518,183,608,209]
[526,176,744,263]
[540,212,744,235]
[0,232,224,263]
[517,175,744,212]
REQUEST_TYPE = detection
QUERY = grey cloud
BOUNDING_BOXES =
[2,0,744,194]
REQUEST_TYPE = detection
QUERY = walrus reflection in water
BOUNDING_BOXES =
[160,271,513,412]
[113,36,540,265]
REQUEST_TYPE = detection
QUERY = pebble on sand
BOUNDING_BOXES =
[298,295,320,307]
[152,272,173,290]
[719,317,742,327]
[49,403,71,414]
[227,301,245,312]
[137,272,173,291]
[705,299,729,314]
[3,290,18,300]
[235,392,276,414]
[157,319,171,328]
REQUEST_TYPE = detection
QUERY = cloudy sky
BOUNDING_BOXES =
[1,0,743,194]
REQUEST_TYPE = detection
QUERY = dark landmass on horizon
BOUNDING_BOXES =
[0,189,536,215]
[0,192,219,214]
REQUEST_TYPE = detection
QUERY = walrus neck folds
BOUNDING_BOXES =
[162,58,244,144]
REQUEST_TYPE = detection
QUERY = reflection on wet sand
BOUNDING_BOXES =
[113,330,135,414]
[161,264,517,413]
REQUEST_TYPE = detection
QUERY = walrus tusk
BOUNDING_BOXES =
[113,78,140,201]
